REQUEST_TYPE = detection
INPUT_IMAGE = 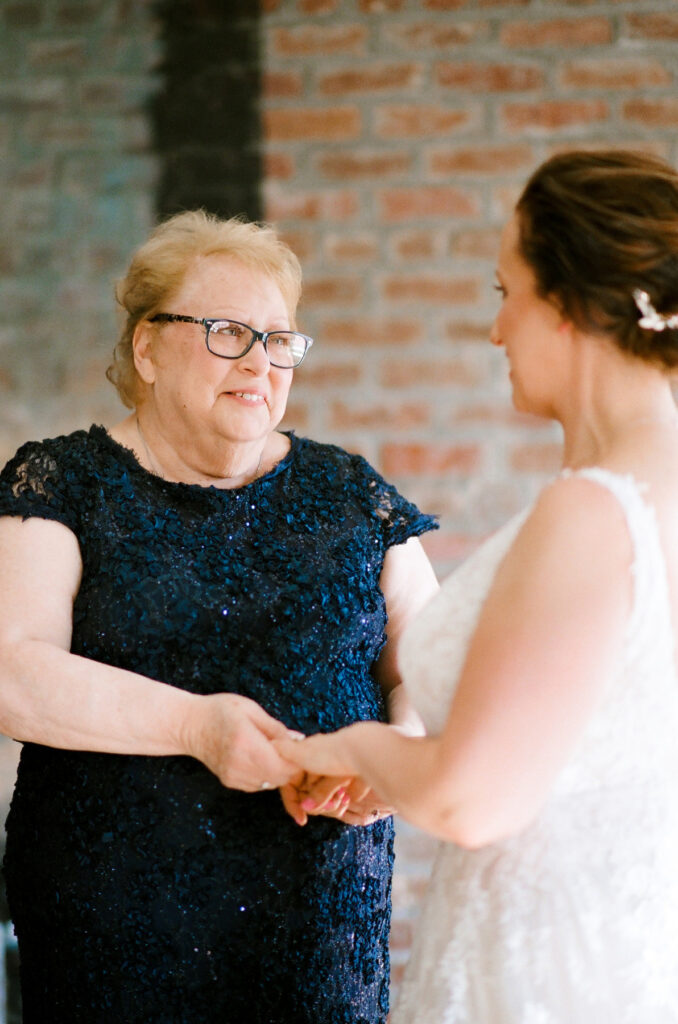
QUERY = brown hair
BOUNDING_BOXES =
[107,210,304,408]
[516,149,678,368]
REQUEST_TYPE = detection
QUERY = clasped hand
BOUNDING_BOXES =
[279,773,393,827]
[184,692,392,825]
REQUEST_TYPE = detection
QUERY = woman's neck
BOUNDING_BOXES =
[559,377,678,470]
[130,412,269,488]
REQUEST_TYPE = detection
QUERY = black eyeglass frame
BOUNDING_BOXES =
[148,313,314,368]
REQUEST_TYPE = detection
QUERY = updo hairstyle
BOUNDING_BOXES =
[107,210,303,408]
[516,149,678,369]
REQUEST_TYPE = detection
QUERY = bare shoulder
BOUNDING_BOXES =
[525,472,632,542]
[502,473,635,591]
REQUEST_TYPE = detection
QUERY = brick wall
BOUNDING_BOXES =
[2,0,678,1005]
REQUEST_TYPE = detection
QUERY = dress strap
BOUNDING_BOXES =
[560,467,672,659]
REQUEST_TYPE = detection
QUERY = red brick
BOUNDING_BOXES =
[292,363,363,387]
[444,319,494,342]
[381,442,481,475]
[359,0,405,10]
[451,403,539,427]
[23,115,90,143]
[389,919,414,950]
[9,161,51,187]
[329,401,430,431]
[379,186,479,222]
[384,19,489,48]
[544,140,670,161]
[501,16,611,48]
[502,98,608,134]
[450,228,503,260]
[319,63,422,95]
[321,318,424,347]
[382,358,484,388]
[421,0,468,8]
[301,276,363,305]
[264,186,360,222]
[622,98,678,129]
[79,79,128,110]
[298,0,339,12]
[375,103,475,139]
[264,106,361,142]
[510,443,562,473]
[262,71,304,99]
[279,401,310,429]
[316,150,411,180]
[560,59,671,90]
[264,151,296,180]
[271,25,367,57]
[382,275,479,305]
[324,234,380,263]
[429,144,535,176]
[276,229,316,263]
[390,962,407,988]
[492,183,524,219]
[27,39,86,67]
[436,61,543,92]
[391,230,439,261]
[425,0,528,6]
[625,13,678,41]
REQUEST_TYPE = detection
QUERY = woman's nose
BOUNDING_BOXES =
[489,318,503,347]
[238,337,271,374]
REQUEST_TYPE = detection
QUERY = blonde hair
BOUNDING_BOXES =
[107,210,303,408]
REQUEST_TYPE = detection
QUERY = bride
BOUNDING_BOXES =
[278,149,678,1022]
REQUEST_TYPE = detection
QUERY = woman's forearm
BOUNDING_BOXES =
[336,723,464,840]
[0,637,198,755]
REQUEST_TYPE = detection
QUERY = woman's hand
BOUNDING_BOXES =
[279,773,393,827]
[183,692,302,792]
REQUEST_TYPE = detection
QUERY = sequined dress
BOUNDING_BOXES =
[393,469,678,1024]
[0,425,436,1024]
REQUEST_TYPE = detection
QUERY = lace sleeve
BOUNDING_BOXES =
[0,438,80,533]
[352,454,438,548]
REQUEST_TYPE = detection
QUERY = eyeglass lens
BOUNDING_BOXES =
[208,321,307,368]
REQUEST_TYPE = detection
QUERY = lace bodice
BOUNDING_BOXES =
[393,468,678,1024]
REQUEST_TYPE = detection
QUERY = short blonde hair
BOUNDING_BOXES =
[107,210,304,408]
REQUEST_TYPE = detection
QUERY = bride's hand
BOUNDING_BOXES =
[275,723,365,779]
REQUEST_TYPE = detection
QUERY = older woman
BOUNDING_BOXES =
[0,211,439,1023]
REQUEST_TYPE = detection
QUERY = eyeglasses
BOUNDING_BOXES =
[149,313,314,369]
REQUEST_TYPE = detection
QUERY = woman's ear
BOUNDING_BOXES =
[132,321,157,385]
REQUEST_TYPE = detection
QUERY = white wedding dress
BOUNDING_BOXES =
[392,469,678,1024]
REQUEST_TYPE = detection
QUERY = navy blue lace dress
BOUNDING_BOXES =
[0,425,437,1024]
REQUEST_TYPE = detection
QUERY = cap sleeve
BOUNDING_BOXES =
[0,438,80,534]
[352,454,438,549]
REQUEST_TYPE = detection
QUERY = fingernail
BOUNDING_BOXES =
[301,798,316,811]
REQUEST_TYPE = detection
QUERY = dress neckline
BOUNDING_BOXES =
[89,423,297,493]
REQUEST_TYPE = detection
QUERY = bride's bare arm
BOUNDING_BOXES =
[279,476,635,847]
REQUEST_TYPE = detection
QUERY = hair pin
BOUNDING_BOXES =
[633,289,678,332]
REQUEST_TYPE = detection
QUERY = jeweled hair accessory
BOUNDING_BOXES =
[633,289,678,332]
